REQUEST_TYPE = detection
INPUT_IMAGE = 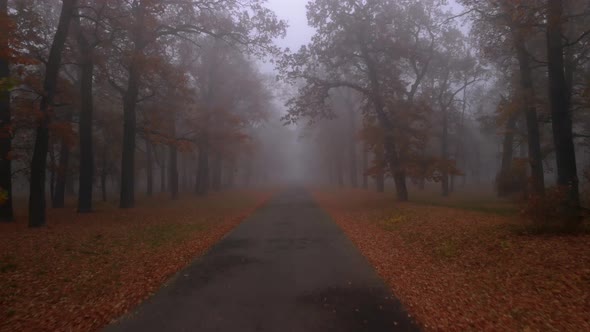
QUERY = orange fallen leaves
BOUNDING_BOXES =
[0,191,273,332]
[314,189,590,332]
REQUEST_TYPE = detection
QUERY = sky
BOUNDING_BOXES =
[265,0,315,51]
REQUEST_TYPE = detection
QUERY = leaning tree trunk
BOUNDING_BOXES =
[546,0,580,220]
[76,14,95,213]
[0,0,13,221]
[29,0,77,227]
[513,28,545,197]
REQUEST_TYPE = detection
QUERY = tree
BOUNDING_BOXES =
[28,0,77,228]
[0,0,14,221]
[546,0,580,219]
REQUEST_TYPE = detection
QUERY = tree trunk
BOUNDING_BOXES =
[76,14,94,213]
[546,0,580,219]
[0,0,13,221]
[160,148,166,193]
[513,27,545,196]
[441,108,450,197]
[211,153,222,191]
[119,1,145,209]
[348,104,358,188]
[169,144,178,200]
[146,140,153,196]
[336,151,344,187]
[52,123,72,208]
[361,144,369,189]
[361,45,408,200]
[101,148,107,202]
[196,139,209,196]
[375,148,385,193]
[29,0,77,227]
[498,110,518,197]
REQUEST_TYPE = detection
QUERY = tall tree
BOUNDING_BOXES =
[29,0,77,227]
[546,0,580,218]
[0,0,13,221]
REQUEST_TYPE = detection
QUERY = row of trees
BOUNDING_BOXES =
[0,0,286,227]
[281,0,590,224]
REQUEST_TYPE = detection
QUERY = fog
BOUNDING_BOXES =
[2,0,590,222]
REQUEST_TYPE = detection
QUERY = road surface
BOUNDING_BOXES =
[105,189,419,332]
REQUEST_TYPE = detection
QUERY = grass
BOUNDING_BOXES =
[408,187,518,216]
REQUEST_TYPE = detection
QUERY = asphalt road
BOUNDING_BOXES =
[105,189,419,332]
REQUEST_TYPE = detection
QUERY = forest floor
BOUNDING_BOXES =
[314,189,590,331]
[0,190,273,332]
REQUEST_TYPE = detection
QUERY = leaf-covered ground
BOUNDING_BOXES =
[0,191,273,332]
[314,189,590,331]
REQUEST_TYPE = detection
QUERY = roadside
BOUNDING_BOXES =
[0,191,273,332]
[314,189,590,331]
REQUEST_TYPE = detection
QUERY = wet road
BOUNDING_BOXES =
[105,189,419,332]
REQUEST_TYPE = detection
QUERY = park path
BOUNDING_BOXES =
[105,189,419,332]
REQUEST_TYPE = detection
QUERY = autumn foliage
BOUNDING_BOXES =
[0,191,273,331]
[314,190,590,331]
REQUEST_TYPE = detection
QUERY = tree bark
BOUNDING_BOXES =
[0,0,13,221]
[119,1,145,208]
[29,0,77,227]
[145,140,153,196]
[513,27,545,196]
[498,110,518,197]
[211,153,222,191]
[52,117,72,209]
[546,0,580,217]
[169,144,178,200]
[195,139,209,196]
[76,13,95,213]
[361,144,369,190]
[348,103,358,188]
[160,148,166,193]
[441,108,450,197]
[361,44,408,200]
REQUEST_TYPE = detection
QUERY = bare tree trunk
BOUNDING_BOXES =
[211,153,222,191]
[101,147,107,202]
[160,148,166,193]
[29,0,77,227]
[441,108,450,197]
[513,27,545,196]
[119,1,146,209]
[169,144,178,200]
[0,0,13,221]
[52,121,72,208]
[547,0,580,220]
[498,110,518,197]
[348,104,358,188]
[76,12,95,213]
[361,144,369,189]
[196,139,209,196]
[336,151,344,187]
[146,140,153,196]
[375,148,385,193]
